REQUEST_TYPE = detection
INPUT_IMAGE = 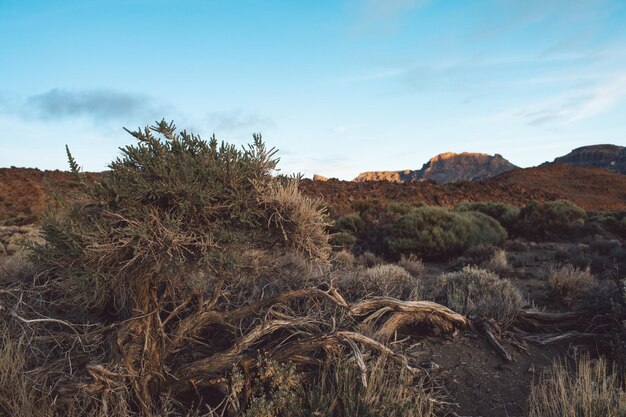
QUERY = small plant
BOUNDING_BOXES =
[397,254,424,276]
[528,355,626,417]
[485,249,510,275]
[240,356,303,417]
[434,266,523,327]
[337,264,420,301]
[298,357,438,417]
[549,264,621,312]
[333,250,356,270]
[549,265,594,307]
[329,231,357,251]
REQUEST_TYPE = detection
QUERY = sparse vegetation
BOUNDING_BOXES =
[397,254,424,276]
[337,263,420,301]
[528,355,626,417]
[2,122,626,417]
[434,266,523,327]
[298,357,438,417]
[549,264,621,312]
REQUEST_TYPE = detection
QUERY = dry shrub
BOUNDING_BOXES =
[485,249,510,275]
[0,254,37,285]
[434,266,523,327]
[398,254,424,276]
[528,355,626,417]
[257,179,330,263]
[549,265,594,307]
[333,250,356,271]
[0,330,51,417]
[549,264,621,312]
[337,264,420,301]
[299,357,438,417]
[357,251,383,268]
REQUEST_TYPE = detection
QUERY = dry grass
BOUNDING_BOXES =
[485,249,510,275]
[434,266,523,327]
[257,179,331,263]
[333,250,356,271]
[0,254,37,285]
[549,264,621,312]
[549,265,594,307]
[0,330,50,417]
[337,264,421,301]
[528,355,626,417]
[398,254,424,276]
[299,356,438,417]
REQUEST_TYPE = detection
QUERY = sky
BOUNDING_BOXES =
[1,0,625,180]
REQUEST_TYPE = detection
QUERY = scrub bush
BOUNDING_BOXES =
[386,206,506,259]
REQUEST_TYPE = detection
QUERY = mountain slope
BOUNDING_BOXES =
[354,152,517,183]
[549,144,625,174]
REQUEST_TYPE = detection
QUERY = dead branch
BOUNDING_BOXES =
[473,319,512,362]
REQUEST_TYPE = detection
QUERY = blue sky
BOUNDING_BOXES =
[1,0,625,179]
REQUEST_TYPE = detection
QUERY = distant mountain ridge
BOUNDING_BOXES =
[353,152,517,184]
[547,144,625,174]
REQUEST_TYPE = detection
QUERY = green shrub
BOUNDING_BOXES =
[333,212,364,233]
[516,200,586,238]
[329,231,357,251]
[433,266,523,327]
[454,201,520,230]
[386,206,507,259]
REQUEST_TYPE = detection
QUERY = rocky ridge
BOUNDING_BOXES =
[548,144,626,174]
[354,152,517,183]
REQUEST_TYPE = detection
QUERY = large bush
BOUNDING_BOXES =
[454,201,520,231]
[516,200,586,238]
[386,206,507,259]
[34,121,330,314]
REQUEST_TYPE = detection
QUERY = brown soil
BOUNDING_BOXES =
[489,164,626,211]
[0,168,97,225]
[1,165,623,225]
[302,164,625,214]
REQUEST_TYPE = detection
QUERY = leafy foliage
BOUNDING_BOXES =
[386,206,507,259]
[454,201,520,231]
[516,200,586,238]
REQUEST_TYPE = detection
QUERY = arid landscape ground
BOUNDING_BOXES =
[0,134,625,417]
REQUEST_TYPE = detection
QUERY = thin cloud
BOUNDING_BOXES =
[350,0,430,33]
[206,109,273,132]
[520,73,626,125]
[25,88,157,121]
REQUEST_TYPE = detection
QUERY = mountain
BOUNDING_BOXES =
[354,152,517,183]
[548,144,626,174]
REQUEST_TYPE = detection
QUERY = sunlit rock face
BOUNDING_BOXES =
[549,145,626,174]
[353,152,518,183]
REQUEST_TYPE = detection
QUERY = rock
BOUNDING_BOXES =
[313,174,329,182]
[354,152,517,183]
[548,144,625,174]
